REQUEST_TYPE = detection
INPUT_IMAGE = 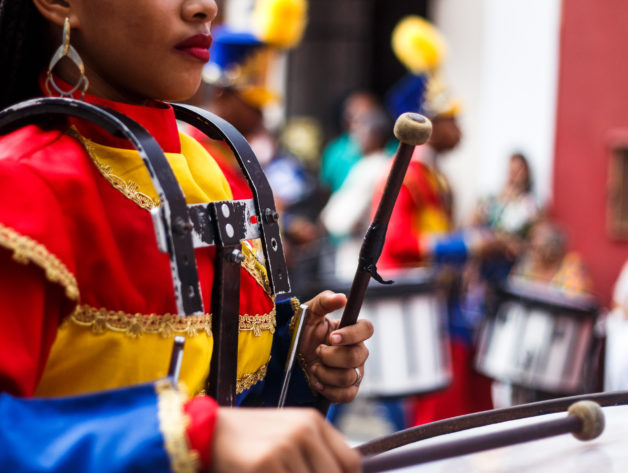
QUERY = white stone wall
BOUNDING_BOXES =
[432,0,562,224]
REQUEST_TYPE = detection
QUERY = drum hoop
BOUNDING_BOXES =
[498,282,598,315]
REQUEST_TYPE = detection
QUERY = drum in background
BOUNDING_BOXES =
[475,280,600,395]
[327,268,452,398]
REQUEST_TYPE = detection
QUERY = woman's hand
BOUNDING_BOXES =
[297,291,374,404]
[212,408,362,473]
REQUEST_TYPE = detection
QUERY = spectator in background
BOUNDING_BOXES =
[473,152,539,240]
[319,91,382,194]
[509,219,593,295]
[501,219,594,405]
[461,152,540,328]
[321,100,393,279]
[319,98,402,433]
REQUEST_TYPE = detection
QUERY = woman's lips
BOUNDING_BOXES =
[174,34,212,62]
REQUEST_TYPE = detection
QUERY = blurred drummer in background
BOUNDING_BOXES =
[185,7,324,271]
[373,17,508,425]
[185,22,280,199]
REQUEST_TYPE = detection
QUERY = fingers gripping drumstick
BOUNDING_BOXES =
[315,112,432,415]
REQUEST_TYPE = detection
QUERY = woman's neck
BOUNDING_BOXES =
[56,62,151,106]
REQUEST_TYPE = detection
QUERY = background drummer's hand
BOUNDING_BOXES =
[212,408,362,473]
[298,291,374,403]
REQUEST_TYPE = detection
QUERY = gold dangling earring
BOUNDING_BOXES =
[45,17,89,99]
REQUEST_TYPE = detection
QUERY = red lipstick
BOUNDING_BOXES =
[174,34,212,62]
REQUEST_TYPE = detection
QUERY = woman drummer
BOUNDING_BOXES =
[0,1,372,472]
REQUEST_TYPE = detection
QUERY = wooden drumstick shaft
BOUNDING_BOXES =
[336,142,414,329]
[340,113,432,328]
[315,113,432,415]
[361,401,604,473]
[358,389,624,456]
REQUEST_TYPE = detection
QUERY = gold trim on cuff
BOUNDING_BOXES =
[155,379,200,473]
[0,223,79,300]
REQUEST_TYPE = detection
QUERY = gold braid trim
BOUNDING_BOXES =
[199,363,268,394]
[0,223,79,300]
[69,304,276,338]
[237,362,268,393]
[241,243,272,296]
[69,130,280,301]
[289,297,302,333]
[155,380,200,473]
[67,129,160,210]
[70,305,212,338]
[240,311,276,336]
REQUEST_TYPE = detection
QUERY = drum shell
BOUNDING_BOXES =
[327,270,452,398]
[475,282,599,394]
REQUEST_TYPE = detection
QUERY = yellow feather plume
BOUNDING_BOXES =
[392,16,446,74]
[253,0,308,49]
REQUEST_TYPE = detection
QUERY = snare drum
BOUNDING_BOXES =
[475,280,599,394]
[327,269,452,398]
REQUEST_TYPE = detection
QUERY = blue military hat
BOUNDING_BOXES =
[385,73,429,120]
[385,16,460,119]
[203,0,308,109]
[207,27,264,76]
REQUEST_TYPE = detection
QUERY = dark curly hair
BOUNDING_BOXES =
[0,0,50,109]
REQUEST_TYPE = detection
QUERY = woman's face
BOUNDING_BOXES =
[429,116,462,152]
[528,223,564,268]
[508,156,529,191]
[67,0,218,103]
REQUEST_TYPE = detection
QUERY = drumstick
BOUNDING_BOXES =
[315,112,432,416]
[361,401,605,473]
[358,388,628,456]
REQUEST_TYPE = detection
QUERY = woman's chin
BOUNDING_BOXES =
[157,79,202,103]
